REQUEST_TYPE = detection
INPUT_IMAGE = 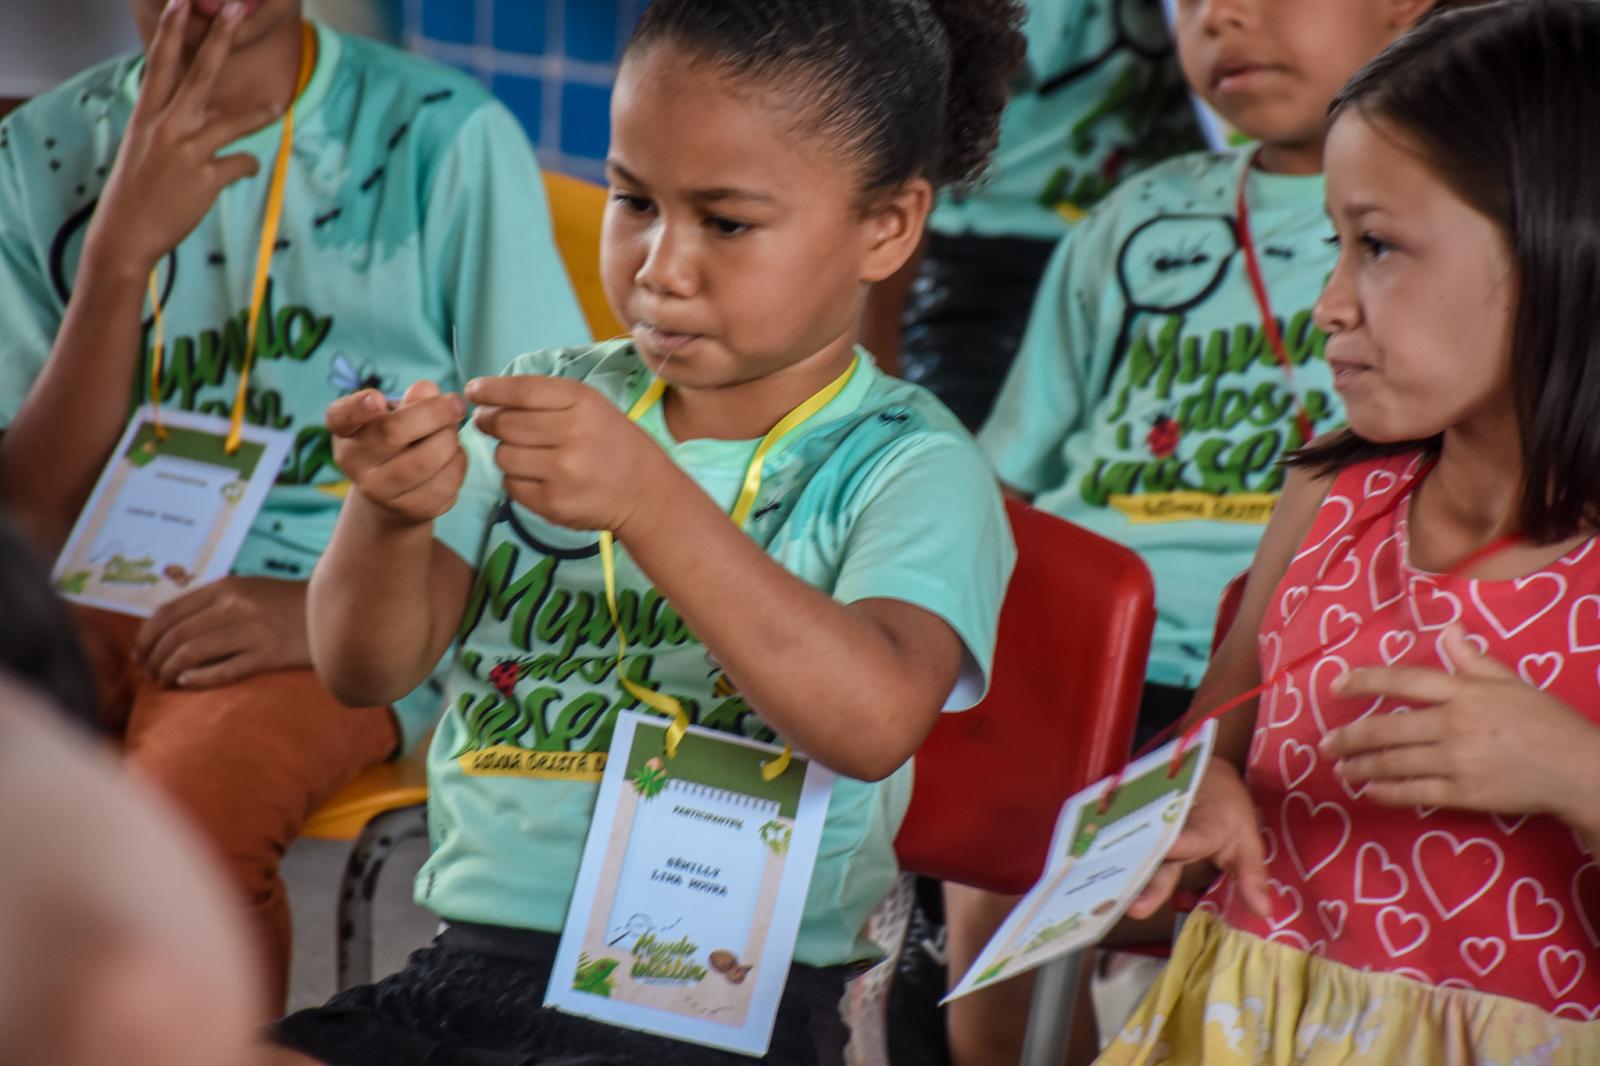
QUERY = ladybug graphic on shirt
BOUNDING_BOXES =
[488,658,527,700]
[1146,414,1181,458]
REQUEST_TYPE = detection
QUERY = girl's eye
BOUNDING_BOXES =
[707,214,748,236]
[707,216,750,238]
[1324,233,1341,249]
[1359,233,1392,260]
[611,192,654,215]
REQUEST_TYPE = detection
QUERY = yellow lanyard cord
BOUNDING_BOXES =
[598,355,858,780]
[146,271,168,439]
[146,21,317,453]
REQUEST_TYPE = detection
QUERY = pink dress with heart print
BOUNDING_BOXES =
[1098,453,1600,1065]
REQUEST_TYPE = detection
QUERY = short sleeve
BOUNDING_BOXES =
[421,101,591,381]
[833,436,1016,710]
[976,225,1095,496]
[0,134,61,427]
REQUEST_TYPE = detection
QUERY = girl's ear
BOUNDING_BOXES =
[860,178,934,284]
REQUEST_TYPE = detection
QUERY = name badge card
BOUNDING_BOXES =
[945,720,1217,1002]
[52,406,290,617]
[548,712,834,1057]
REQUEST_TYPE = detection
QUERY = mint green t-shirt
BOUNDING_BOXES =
[929,0,1204,241]
[0,23,590,747]
[979,149,1342,687]
[423,342,1015,966]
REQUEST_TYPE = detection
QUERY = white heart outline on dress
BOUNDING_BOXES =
[1413,831,1505,920]
[1508,876,1565,941]
[1281,791,1352,881]
[1468,572,1567,639]
[1539,945,1586,999]
[1318,603,1362,654]
[1459,936,1506,977]
[1278,738,1317,790]
[1354,842,1409,904]
[1408,576,1463,632]
[1293,494,1355,563]
[1266,879,1304,933]
[1567,594,1600,653]
[1517,651,1564,691]
[1316,898,1347,940]
[1378,629,1416,666]
[1376,905,1430,957]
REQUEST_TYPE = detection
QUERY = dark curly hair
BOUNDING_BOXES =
[1290,0,1600,543]
[626,0,1026,198]
[0,512,99,730]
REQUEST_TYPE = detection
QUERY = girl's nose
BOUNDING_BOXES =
[1313,251,1360,335]
[635,223,698,300]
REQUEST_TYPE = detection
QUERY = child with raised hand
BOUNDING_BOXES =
[277,1,1021,1063]
[0,0,588,1009]
[1107,2,1600,1060]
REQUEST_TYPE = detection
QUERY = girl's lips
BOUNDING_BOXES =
[1213,63,1281,94]
[635,322,702,357]
[1329,360,1372,387]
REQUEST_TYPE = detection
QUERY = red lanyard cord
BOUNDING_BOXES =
[1235,157,1316,448]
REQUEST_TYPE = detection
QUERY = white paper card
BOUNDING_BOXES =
[52,406,290,617]
[944,720,1217,1001]
[547,713,835,1057]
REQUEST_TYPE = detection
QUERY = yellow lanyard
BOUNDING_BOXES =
[598,354,859,781]
[146,21,317,451]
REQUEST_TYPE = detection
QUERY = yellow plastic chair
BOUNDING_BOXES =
[541,170,626,341]
[302,171,620,992]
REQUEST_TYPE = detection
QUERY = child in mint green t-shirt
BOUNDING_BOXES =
[979,0,1466,727]
[284,0,1021,1062]
[0,0,588,1009]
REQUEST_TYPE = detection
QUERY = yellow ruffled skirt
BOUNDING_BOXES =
[1096,910,1600,1065]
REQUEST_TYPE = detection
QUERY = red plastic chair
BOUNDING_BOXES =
[889,498,1156,1065]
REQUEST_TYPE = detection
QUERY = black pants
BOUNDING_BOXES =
[899,232,1060,431]
[273,922,853,1066]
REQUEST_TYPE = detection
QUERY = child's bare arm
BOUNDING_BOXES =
[308,383,474,706]
[0,3,277,553]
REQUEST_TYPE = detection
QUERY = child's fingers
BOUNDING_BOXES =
[400,379,442,407]
[472,404,569,446]
[1335,664,1458,704]
[1231,857,1274,921]
[361,424,462,501]
[1320,709,1446,760]
[134,579,222,661]
[207,151,262,191]
[380,441,469,518]
[134,0,192,118]
[1127,862,1182,920]
[1442,625,1516,681]
[168,1,245,120]
[1332,740,1441,786]
[325,390,394,437]
[464,374,583,412]
[491,441,559,482]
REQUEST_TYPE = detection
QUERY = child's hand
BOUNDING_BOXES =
[1325,625,1600,829]
[84,1,280,276]
[326,380,466,525]
[135,575,311,688]
[1128,757,1273,921]
[466,375,678,534]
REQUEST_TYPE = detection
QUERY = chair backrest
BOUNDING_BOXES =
[540,171,627,341]
[894,499,1155,895]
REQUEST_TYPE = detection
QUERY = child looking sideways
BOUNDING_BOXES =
[980,0,1462,740]
[1112,2,1600,1060]
[275,2,1021,1064]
